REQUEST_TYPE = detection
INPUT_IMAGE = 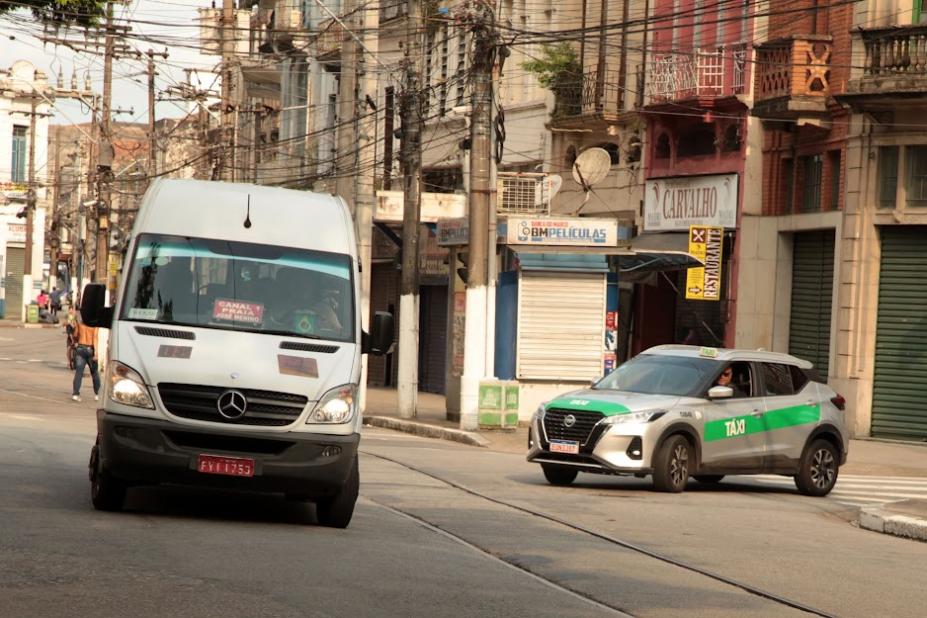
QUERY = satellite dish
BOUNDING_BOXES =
[571,147,611,190]
[536,174,563,207]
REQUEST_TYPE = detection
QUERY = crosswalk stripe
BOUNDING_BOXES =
[731,474,927,508]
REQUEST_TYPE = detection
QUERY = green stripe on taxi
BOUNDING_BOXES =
[546,398,630,416]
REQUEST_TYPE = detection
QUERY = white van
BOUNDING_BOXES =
[80,179,393,528]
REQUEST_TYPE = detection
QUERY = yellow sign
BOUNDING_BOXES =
[686,225,724,301]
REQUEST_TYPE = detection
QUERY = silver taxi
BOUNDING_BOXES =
[527,346,849,495]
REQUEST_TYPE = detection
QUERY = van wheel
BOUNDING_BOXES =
[693,474,725,484]
[795,439,839,497]
[652,435,691,493]
[541,463,578,486]
[89,445,126,512]
[315,457,359,528]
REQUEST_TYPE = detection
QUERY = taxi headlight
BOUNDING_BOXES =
[532,404,546,423]
[109,361,154,409]
[602,410,666,425]
[309,384,357,424]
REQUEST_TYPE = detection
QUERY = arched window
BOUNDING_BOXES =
[565,145,578,168]
[677,126,716,158]
[722,124,742,152]
[597,142,622,166]
[655,133,671,160]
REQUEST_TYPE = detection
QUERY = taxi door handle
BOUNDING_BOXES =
[751,409,764,417]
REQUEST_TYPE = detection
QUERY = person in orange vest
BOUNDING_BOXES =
[71,313,101,402]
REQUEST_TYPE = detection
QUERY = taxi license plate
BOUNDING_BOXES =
[197,454,255,478]
[549,440,579,455]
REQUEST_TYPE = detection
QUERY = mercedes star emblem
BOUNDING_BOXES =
[563,414,576,428]
[217,389,247,420]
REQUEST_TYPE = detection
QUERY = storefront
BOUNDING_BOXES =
[634,173,740,351]
[439,215,700,422]
[0,205,45,320]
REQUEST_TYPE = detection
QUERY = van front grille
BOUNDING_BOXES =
[158,383,308,426]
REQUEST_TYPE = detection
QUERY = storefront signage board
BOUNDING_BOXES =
[375,191,466,223]
[685,225,724,301]
[644,174,738,231]
[506,216,618,246]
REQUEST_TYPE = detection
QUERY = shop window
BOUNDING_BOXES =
[905,145,927,207]
[654,133,671,160]
[800,154,823,212]
[677,126,715,158]
[721,124,741,152]
[828,150,841,210]
[598,142,621,166]
[878,146,899,209]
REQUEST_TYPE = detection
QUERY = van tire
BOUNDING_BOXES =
[315,456,359,528]
[794,439,839,497]
[693,474,725,484]
[652,435,691,493]
[541,463,578,486]
[90,447,126,512]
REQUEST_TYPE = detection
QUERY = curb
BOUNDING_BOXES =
[859,506,927,542]
[363,415,490,448]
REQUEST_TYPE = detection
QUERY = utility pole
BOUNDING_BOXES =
[397,0,423,418]
[220,0,236,181]
[95,0,114,286]
[460,4,495,430]
[23,95,38,317]
[354,0,380,413]
[51,129,62,292]
[146,49,168,180]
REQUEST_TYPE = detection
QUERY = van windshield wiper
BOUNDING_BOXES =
[258,329,324,340]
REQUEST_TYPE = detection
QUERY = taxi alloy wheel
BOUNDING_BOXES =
[795,439,839,497]
[653,435,690,493]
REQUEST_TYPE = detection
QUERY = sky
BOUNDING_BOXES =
[0,0,220,126]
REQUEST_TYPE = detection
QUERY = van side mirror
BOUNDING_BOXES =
[363,311,394,355]
[707,385,733,399]
[80,283,113,329]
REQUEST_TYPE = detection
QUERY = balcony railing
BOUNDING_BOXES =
[753,35,831,119]
[553,67,643,123]
[316,18,344,61]
[648,45,747,103]
[860,25,927,76]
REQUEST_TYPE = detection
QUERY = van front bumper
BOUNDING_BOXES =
[97,410,359,498]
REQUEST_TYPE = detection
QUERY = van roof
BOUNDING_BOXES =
[135,179,355,255]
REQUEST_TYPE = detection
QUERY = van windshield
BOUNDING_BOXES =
[120,233,355,342]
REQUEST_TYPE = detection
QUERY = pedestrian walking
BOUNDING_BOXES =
[49,287,63,323]
[71,313,101,402]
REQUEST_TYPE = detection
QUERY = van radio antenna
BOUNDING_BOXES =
[243,195,252,229]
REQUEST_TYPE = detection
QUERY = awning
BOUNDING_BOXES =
[511,233,701,276]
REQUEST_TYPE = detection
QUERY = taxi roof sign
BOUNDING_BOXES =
[699,347,719,358]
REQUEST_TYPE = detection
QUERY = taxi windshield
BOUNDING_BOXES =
[593,354,718,396]
[120,233,355,342]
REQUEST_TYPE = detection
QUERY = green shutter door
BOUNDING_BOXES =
[789,230,835,378]
[872,226,927,439]
[4,246,25,321]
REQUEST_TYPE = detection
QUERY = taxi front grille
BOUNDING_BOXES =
[158,383,308,427]
[543,408,604,445]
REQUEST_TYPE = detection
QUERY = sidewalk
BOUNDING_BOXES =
[362,387,927,542]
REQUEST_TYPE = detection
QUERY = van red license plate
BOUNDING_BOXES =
[549,440,579,454]
[197,454,255,477]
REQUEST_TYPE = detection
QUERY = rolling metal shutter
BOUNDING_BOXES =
[788,230,835,378]
[872,226,927,439]
[516,272,605,381]
[4,246,25,321]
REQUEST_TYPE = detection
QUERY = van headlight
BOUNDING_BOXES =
[309,384,357,423]
[109,361,154,409]
[602,410,666,425]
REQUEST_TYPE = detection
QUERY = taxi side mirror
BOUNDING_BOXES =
[708,385,733,399]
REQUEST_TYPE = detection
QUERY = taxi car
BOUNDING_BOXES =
[527,346,848,495]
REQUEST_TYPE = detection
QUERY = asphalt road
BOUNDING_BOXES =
[2,328,926,617]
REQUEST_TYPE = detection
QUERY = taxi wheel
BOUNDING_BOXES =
[795,439,839,497]
[316,456,359,528]
[693,475,725,484]
[542,464,578,486]
[652,435,691,493]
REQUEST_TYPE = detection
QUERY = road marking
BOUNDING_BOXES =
[0,388,71,405]
[738,474,927,508]
[7,414,42,421]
